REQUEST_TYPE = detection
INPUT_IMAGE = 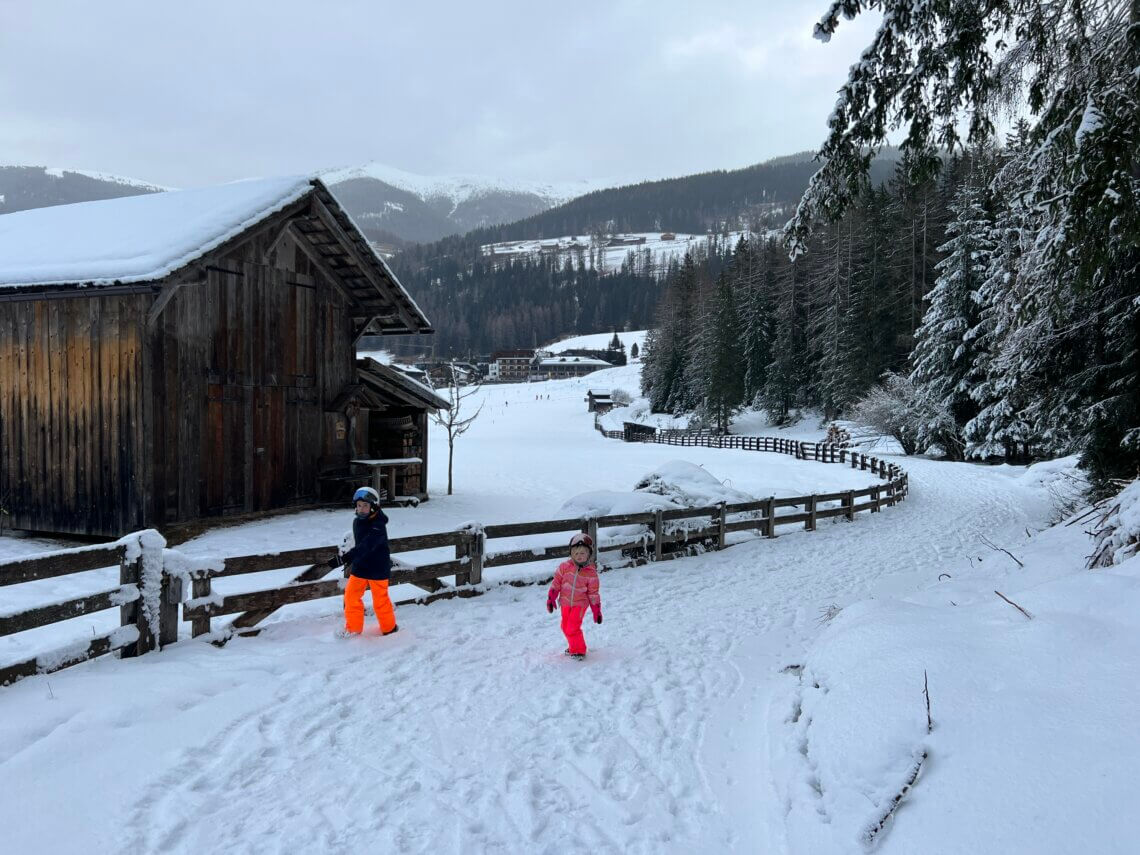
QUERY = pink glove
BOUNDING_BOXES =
[591,604,602,624]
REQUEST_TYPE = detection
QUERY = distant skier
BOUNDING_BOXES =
[546,533,602,659]
[327,486,398,637]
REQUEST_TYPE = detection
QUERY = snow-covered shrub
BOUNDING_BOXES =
[1087,479,1140,568]
[560,461,757,550]
[850,373,961,457]
[610,388,632,406]
[560,490,683,541]
[632,460,755,508]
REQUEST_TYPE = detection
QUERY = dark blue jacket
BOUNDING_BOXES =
[344,509,392,580]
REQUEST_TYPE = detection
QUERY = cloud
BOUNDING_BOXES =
[0,1,883,187]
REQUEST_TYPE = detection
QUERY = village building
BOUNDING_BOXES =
[586,389,614,413]
[489,349,533,382]
[535,355,613,380]
[0,176,440,537]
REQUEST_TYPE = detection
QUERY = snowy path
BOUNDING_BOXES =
[0,447,1056,854]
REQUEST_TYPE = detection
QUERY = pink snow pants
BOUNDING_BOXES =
[560,605,588,655]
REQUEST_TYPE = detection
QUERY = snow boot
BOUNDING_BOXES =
[382,625,399,636]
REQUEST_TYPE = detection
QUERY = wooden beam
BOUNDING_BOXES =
[285,222,359,308]
[309,196,423,333]
[146,269,204,327]
[0,544,125,588]
[229,562,340,630]
[0,586,134,636]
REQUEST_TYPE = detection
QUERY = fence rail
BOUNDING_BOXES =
[1,427,907,688]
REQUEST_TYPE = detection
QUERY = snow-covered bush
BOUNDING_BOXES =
[848,373,923,455]
[610,388,632,406]
[1087,479,1140,568]
[632,461,755,508]
[850,373,962,457]
[560,490,683,541]
[560,461,757,548]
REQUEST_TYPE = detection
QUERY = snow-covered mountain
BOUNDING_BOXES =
[321,162,605,245]
[0,165,167,214]
[0,161,604,247]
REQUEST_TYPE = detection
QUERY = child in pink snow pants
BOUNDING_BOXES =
[546,533,602,660]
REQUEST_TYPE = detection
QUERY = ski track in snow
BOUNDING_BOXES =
[99,457,1047,854]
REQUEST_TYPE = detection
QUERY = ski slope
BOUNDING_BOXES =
[2,362,1136,854]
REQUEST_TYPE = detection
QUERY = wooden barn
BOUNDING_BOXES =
[0,176,438,537]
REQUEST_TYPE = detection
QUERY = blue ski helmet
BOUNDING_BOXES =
[353,486,381,507]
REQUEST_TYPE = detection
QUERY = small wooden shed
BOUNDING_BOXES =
[332,358,450,503]
[0,176,434,536]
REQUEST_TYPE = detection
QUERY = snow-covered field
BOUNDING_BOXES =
[2,360,1137,854]
[482,230,762,274]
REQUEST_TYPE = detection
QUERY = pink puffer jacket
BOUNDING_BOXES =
[548,560,601,610]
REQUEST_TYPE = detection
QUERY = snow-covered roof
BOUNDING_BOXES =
[0,175,314,289]
[539,356,612,367]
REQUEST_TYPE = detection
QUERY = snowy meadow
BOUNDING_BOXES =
[1,350,1138,854]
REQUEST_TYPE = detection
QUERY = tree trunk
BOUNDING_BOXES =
[447,436,455,495]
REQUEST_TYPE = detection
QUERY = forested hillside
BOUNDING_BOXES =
[387,152,902,356]
[643,2,1139,490]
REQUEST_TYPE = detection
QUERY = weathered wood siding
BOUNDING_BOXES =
[151,222,356,524]
[0,295,150,535]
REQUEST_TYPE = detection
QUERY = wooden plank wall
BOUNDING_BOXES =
[0,295,149,536]
[151,216,355,525]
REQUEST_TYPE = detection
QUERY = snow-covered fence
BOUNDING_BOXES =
[1,444,908,676]
[0,530,175,687]
[176,450,908,638]
[181,531,474,638]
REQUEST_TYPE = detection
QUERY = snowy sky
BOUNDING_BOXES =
[0,1,881,188]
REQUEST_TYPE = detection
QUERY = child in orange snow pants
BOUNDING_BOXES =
[546,533,602,658]
[344,576,397,635]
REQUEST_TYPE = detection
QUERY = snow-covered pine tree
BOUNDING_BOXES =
[761,255,807,424]
[909,178,994,459]
[808,219,858,420]
[964,132,1037,461]
[696,272,746,432]
[737,237,776,404]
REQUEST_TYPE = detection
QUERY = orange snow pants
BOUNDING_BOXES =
[560,605,588,655]
[344,576,396,634]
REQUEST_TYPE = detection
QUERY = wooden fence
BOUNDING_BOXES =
[0,431,907,688]
[0,533,178,686]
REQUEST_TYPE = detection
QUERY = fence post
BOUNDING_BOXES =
[871,485,881,513]
[716,503,727,549]
[843,490,855,521]
[805,495,817,531]
[653,510,664,561]
[191,574,212,638]
[763,497,776,538]
[861,455,869,471]
[840,448,847,464]
[469,530,484,586]
[455,539,470,587]
[159,572,182,648]
[587,517,599,563]
[119,548,142,658]
[119,542,157,658]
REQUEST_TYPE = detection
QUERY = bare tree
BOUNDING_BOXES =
[431,362,484,496]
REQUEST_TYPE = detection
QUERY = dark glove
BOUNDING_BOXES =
[591,605,602,624]
[546,597,556,614]
[327,554,343,570]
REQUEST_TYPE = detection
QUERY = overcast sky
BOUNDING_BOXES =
[0,1,881,189]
